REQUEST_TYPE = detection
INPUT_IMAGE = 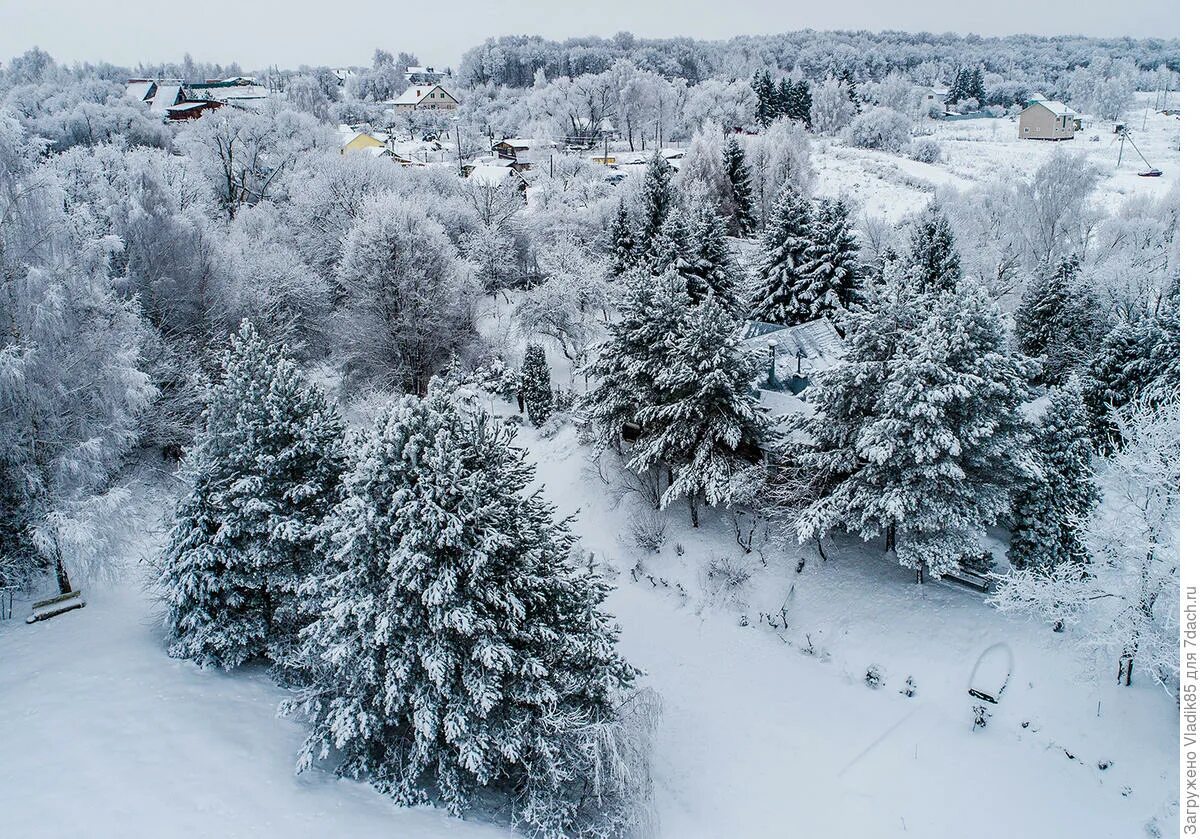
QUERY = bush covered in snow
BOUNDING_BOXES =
[627,510,667,553]
[842,106,912,153]
[908,137,943,163]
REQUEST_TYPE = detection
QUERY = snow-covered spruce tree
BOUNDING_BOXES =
[520,344,554,427]
[1008,378,1100,571]
[159,321,345,670]
[779,77,813,127]
[748,183,815,325]
[580,269,690,449]
[907,202,962,294]
[639,150,674,258]
[648,204,699,279]
[1083,291,1179,452]
[793,277,1036,579]
[797,198,866,328]
[291,391,640,834]
[723,134,756,237]
[752,69,780,126]
[629,295,768,527]
[1014,255,1105,385]
[690,198,739,312]
[608,198,638,277]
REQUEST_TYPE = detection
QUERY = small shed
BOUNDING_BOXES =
[1018,98,1078,141]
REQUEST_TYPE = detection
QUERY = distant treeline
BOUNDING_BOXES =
[459,29,1180,88]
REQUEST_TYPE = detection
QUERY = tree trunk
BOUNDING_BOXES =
[689,494,699,528]
[517,390,525,414]
[55,552,73,595]
[884,522,897,554]
[1117,652,1134,686]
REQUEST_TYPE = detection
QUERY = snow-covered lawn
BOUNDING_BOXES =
[811,94,1179,221]
[0,577,506,838]
[2,413,1174,837]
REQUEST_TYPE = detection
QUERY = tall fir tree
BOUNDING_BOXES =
[1008,378,1100,571]
[752,69,779,126]
[159,321,345,670]
[292,391,636,830]
[521,344,554,427]
[629,295,768,526]
[639,151,674,258]
[796,198,866,327]
[793,279,1035,579]
[1014,255,1105,385]
[580,269,690,448]
[749,183,815,325]
[690,198,739,311]
[1083,292,1179,452]
[946,68,968,104]
[723,135,757,237]
[907,202,962,294]
[648,205,699,279]
[837,67,860,111]
[608,199,638,277]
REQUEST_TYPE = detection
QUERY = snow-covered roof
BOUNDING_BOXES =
[467,165,517,186]
[385,84,456,106]
[740,319,845,372]
[125,80,155,102]
[493,137,557,151]
[148,84,182,113]
[1024,98,1077,117]
[467,156,515,169]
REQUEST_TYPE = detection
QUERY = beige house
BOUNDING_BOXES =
[387,84,459,112]
[1019,98,1079,141]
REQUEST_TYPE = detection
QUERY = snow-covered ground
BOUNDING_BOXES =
[811,93,1180,221]
[1,415,1178,837]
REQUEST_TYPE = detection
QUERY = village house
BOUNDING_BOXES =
[184,77,271,109]
[164,100,224,121]
[405,66,449,84]
[386,84,459,112]
[492,138,557,171]
[1018,97,1080,140]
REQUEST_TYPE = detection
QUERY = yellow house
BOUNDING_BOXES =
[341,132,385,154]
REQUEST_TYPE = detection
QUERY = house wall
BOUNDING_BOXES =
[1019,105,1075,140]
[395,85,459,112]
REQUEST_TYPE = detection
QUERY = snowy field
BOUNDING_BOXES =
[811,93,1180,220]
[0,412,1178,838]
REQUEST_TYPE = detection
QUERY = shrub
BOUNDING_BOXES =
[843,106,912,153]
[627,510,666,553]
[865,664,886,689]
[908,137,943,163]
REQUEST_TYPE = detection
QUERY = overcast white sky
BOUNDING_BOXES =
[1,0,1179,72]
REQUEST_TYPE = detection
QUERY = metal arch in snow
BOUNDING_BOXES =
[967,642,1014,705]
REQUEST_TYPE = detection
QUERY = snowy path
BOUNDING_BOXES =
[0,585,506,838]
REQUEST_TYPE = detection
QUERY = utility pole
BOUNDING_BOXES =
[454,122,464,176]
